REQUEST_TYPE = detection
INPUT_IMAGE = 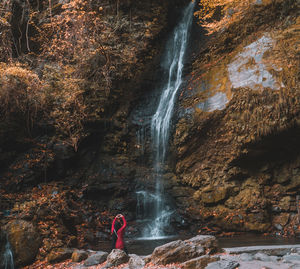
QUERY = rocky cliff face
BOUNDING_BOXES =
[0,0,299,266]
[172,0,300,235]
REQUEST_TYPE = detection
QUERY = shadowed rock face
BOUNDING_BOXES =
[0,0,192,264]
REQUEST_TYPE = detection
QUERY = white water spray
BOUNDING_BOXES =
[139,2,194,239]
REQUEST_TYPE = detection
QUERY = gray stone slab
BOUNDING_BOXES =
[282,254,300,263]
[235,260,294,269]
[224,245,300,256]
[254,252,278,262]
[239,253,254,261]
[205,260,239,269]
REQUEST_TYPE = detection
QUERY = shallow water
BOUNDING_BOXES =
[98,237,178,256]
[97,234,300,256]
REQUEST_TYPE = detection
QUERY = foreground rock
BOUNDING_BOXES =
[106,249,129,267]
[47,248,73,263]
[83,251,108,266]
[152,236,300,269]
[210,253,299,269]
[151,235,218,265]
[209,245,300,269]
[22,235,300,269]
[282,253,300,263]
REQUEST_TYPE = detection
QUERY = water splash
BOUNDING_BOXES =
[136,191,174,239]
[138,2,194,239]
[136,191,162,220]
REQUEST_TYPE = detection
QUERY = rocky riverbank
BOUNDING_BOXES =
[19,235,300,269]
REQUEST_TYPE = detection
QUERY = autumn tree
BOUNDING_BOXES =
[0,0,111,150]
[0,0,12,61]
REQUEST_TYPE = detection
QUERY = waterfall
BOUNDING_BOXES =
[151,2,194,167]
[138,2,194,239]
[2,238,14,269]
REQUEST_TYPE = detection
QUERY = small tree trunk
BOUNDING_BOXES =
[297,195,300,224]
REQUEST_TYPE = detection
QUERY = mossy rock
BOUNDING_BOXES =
[4,220,41,267]
[201,186,229,205]
[47,248,73,264]
[244,222,271,232]
[286,175,300,191]
[279,196,291,211]
[273,213,290,227]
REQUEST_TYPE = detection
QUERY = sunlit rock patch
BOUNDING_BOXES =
[193,64,232,113]
[182,33,285,114]
[228,34,283,91]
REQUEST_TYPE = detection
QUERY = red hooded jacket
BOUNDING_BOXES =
[111,215,127,249]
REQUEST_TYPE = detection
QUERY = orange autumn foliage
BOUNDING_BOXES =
[0,0,12,60]
[0,63,44,135]
[194,0,253,34]
[37,0,104,63]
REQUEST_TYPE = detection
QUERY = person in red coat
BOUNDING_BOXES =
[111,214,127,253]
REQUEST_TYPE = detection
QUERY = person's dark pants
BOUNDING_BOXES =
[111,234,117,250]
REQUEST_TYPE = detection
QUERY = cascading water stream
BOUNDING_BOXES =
[138,2,194,239]
[2,237,14,269]
[151,1,194,167]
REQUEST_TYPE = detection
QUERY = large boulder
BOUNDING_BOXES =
[4,220,41,267]
[150,235,218,265]
[84,251,108,266]
[106,249,129,267]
